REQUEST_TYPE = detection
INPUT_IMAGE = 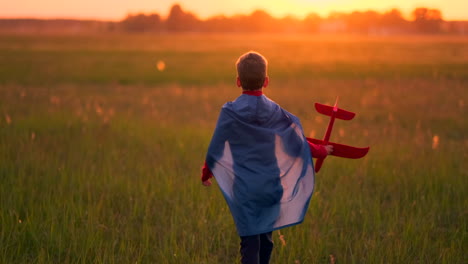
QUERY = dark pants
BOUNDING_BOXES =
[240,232,274,264]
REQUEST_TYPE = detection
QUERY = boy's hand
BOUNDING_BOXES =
[324,145,334,155]
[202,179,212,187]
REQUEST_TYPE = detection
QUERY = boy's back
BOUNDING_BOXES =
[206,92,315,236]
[202,51,331,264]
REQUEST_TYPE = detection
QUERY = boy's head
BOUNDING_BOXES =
[236,51,269,91]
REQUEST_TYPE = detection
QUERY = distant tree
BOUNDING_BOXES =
[412,7,443,33]
[347,10,381,33]
[229,15,250,32]
[278,15,302,33]
[378,9,408,34]
[303,13,322,33]
[247,10,276,32]
[202,15,232,32]
[166,4,200,32]
[120,13,161,32]
[328,12,348,21]
[321,12,348,33]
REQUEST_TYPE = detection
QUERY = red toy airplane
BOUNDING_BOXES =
[307,99,369,172]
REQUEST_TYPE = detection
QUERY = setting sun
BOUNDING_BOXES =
[0,0,467,20]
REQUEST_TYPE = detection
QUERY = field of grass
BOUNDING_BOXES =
[0,33,467,263]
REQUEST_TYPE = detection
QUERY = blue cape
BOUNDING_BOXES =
[206,94,315,236]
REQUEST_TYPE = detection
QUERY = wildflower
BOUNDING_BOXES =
[309,130,316,138]
[172,86,183,96]
[49,96,60,105]
[363,129,369,137]
[315,116,323,124]
[278,230,286,246]
[95,105,103,116]
[432,135,439,149]
[5,114,11,124]
[339,128,345,137]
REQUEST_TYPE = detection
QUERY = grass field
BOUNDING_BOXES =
[0,33,467,263]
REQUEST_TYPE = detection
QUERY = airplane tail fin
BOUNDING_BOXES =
[315,103,355,120]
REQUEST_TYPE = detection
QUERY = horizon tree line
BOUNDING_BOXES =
[120,4,445,34]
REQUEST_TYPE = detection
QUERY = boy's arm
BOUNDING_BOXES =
[202,107,232,187]
[201,161,213,186]
[307,139,333,159]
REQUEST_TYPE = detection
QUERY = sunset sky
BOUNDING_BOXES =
[1,0,467,21]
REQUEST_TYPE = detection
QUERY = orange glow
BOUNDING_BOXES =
[5,114,11,125]
[0,0,466,20]
[432,135,440,149]
[156,60,166,71]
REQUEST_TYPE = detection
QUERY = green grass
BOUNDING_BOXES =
[0,33,467,263]
[1,34,467,86]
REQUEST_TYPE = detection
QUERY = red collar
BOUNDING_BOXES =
[242,90,263,96]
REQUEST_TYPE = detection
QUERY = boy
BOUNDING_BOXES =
[201,51,332,264]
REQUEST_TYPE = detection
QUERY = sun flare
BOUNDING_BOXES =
[0,0,467,20]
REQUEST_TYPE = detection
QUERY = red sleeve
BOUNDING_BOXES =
[201,161,213,182]
[307,140,328,159]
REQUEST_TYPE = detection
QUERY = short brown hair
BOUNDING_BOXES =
[236,51,268,91]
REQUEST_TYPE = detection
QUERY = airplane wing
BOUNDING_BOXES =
[307,138,370,159]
